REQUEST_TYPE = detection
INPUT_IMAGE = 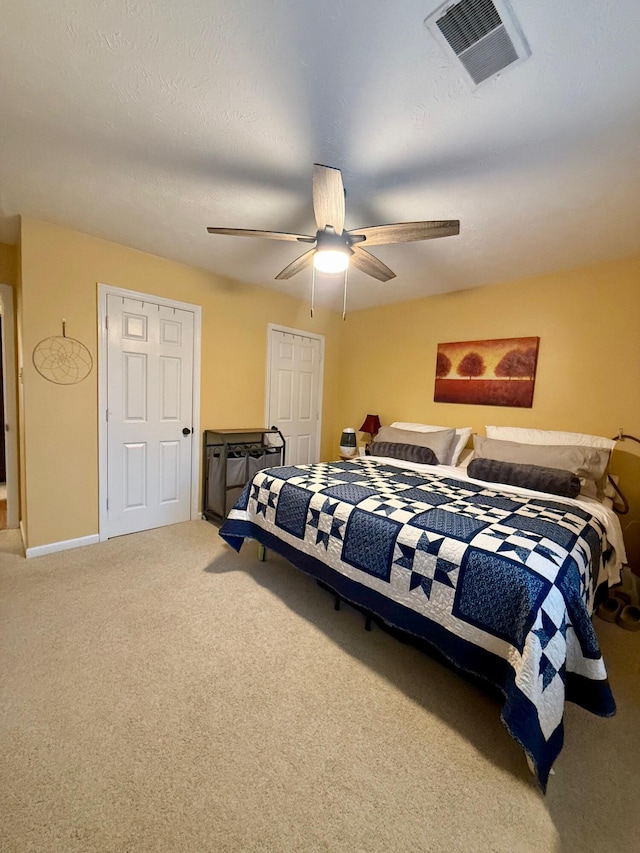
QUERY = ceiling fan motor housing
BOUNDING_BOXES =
[315,229,355,256]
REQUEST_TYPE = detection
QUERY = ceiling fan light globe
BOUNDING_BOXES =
[313,249,350,274]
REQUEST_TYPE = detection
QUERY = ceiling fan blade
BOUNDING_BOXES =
[350,246,396,282]
[312,164,346,234]
[207,227,315,243]
[274,248,316,280]
[347,220,460,246]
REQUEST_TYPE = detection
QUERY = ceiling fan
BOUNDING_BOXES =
[207,164,460,283]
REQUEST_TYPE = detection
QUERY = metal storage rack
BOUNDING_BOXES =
[202,427,285,524]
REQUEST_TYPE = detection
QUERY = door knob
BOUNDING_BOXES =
[182,427,192,436]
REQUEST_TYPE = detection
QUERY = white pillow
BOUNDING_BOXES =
[485,426,615,451]
[391,422,472,466]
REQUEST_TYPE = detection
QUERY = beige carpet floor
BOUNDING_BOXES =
[0,520,638,852]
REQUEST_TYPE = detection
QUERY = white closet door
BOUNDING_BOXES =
[267,328,323,466]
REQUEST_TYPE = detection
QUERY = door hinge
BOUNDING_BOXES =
[106,498,110,511]
[105,315,109,330]
[106,408,109,422]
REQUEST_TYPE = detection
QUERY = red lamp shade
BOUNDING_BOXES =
[359,414,381,437]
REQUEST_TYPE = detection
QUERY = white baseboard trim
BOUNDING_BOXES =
[26,533,100,559]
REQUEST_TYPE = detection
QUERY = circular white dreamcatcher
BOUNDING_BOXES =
[32,321,93,385]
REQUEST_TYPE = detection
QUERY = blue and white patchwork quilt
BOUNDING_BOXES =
[219,458,619,791]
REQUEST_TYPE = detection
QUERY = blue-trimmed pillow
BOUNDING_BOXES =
[371,441,439,465]
[467,458,581,498]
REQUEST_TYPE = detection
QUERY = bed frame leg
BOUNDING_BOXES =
[334,595,341,611]
[257,543,266,562]
[365,613,372,631]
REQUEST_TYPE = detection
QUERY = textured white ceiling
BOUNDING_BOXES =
[1,1,640,311]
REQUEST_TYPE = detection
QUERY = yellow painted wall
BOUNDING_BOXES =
[340,254,640,566]
[16,217,640,566]
[0,241,17,286]
[19,218,344,548]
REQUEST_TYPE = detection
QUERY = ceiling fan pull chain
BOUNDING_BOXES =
[342,267,348,321]
[310,264,316,318]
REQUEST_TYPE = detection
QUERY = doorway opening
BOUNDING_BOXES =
[0,283,19,534]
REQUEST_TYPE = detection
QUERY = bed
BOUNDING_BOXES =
[218,425,626,791]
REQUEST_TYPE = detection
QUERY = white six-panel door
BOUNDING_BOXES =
[106,294,195,537]
[267,327,323,466]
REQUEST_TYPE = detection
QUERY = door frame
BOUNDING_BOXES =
[264,323,325,463]
[0,283,19,529]
[97,283,202,541]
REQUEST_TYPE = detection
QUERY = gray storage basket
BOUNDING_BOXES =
[247,447,283,478]
[207,449,248,517]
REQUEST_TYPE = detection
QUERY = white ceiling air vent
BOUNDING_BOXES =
[425,0,530,87]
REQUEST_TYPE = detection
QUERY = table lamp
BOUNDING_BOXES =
[359,414,381,454]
